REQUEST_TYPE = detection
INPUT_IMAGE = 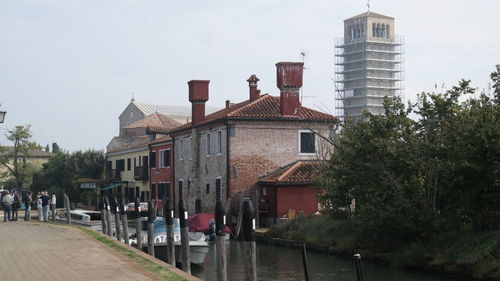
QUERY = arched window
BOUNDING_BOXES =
[386,24,390,38]
[381,24,386,38]
[372,23,376,38]
[361,23,364,37]
[356,24,360,38]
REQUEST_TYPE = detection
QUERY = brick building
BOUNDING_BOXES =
[258,160,324,226]
[169,62,338,215]
[105,113,180,203]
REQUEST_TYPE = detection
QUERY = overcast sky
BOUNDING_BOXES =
[1,0,499,152]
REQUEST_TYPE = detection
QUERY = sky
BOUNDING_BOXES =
[1,0,499,152]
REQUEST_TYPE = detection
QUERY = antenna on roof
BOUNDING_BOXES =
[131,91,135,103]
[367,0,371,12]
[300,51,307,104]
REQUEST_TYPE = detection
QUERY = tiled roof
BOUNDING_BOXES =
[149,136,172,145]
[259,160,325,185]
[171,94,338,132]
[123,113,181,130]
[106,136,151,154]
[133,102,221,117]
[345,11,394,21]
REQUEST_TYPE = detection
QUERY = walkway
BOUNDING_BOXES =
[0,221,183,281]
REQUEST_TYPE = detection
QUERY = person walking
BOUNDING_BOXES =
[2,191,14,222]
[1,191,6,222]
[24,192,32,221]
[11,191,20,221]
[37,193,43,222]
[40,191,51,222]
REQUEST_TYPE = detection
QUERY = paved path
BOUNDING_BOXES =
[0,221,167,281]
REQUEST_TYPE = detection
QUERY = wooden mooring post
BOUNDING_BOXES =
[242,200,257,281]
[216,200,227,281]
[113,197,122,241]
[135,197,143,250]
[301,244,311,281]
[64,194,71,225]
[104,196,112,237]
[178,199,191,274]
[354,253,364,281]
[120,198,129,245]
[147,201,155,256]
[100,195,107,235]
[165,199,176,265]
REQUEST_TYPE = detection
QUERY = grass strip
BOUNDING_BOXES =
[78,226,188,281]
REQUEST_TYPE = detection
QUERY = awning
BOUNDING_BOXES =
[100,183,122,191]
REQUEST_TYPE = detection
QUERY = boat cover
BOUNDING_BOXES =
[188,213,231,233]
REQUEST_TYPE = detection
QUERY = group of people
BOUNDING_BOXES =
[1,190,52,222]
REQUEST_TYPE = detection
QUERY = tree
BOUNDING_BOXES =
[319,65,500,248]
[0,125,39,190]
[52,142,60,154]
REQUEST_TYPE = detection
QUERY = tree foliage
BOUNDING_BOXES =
[319,66,500,247]
[31,149,105,205]
[0,125,40,190]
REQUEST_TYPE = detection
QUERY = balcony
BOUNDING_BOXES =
[106,169,121,181]
[134,166,149,181]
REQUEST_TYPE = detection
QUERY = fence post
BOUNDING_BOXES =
[250,190,259,228]
[165,199,176,265]
[64,194,71,225]
[147,200,155,256]
[354,253,364,281]
[100,194,107,235]
[51,194,56,222]
[179,199,191,274]
[243,200,257,281]
[301,244,311,281]
[113,197,122,241]
[216,200,227,281]
[120,198,129,245]
[105,196,112,236]
[135,197,143,250]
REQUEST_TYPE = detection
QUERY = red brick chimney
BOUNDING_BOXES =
[276,62,303,116]
[247,74,260,101]
[188,80,210,125]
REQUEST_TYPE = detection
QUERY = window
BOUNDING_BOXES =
[179,139,184,160]
[142,155,149,167]
[164,149,171,168]
[189,137,193,160]
[217,131,222,154]
[299,131,316,154]
[158,149,164,168]
[150,151,156,168]
[116,159,125,172]
[158,183,165,202]
[133,157,136,167]
[215,178,221,201]
[206,133,211,156]
[165,182,171,201]
[206,184,210,194]
[151,183,157,200]
[228,125,235,137]
[127,158,131,171]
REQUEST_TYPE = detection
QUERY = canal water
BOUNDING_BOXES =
[191,241,474,281]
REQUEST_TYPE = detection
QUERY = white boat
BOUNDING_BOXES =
[129,217,210,265]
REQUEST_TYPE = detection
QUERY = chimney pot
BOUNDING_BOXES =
[225,100,231,109]
[247,74,260,101]
[188,80,210,125]
[276,62,303,116]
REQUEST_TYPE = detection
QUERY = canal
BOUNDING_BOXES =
[191,241,474,281]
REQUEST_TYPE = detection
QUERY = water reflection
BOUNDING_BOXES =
[192,241,474,281]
